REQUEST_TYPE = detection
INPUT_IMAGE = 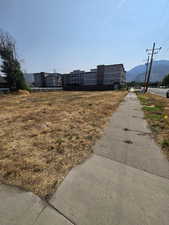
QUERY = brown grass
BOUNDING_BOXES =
[0,91,126,198]
[138,93,169,160]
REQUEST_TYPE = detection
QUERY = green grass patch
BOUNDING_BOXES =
[138,95,149,104]
[138,93,169,160]
[138,94,164,109]
[145,113,163,121]
[143,105,162,113]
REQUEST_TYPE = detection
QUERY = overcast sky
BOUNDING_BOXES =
[1,0,169,73]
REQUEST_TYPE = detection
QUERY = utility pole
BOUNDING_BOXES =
[144,55,150,91]
[144,43,162,93]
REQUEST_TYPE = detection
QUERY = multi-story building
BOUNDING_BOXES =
[71,70,85,74]
[34,72,62,87]
[34,72,47,87]
[63,64,126,90]
[33,64,126,89]
[63,70,84,88]
[45,73,62,87]
[98,64,126,89]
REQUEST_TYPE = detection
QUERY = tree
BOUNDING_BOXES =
[162,74,169,87]
[0,31,29,91]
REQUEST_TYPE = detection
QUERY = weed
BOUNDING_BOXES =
[138,93,169,160]
[143,105,162,113]
[161,139,169,148]
[146,113,162,121]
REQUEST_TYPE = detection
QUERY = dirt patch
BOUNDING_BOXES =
[138,93,169,160]
[0,91,127,198]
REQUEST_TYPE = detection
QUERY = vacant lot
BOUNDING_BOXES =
[0,91,126,198]
[138,93,169,160]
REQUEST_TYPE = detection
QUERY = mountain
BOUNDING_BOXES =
[127,60,169,82]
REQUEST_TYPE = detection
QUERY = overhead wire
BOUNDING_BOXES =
[157,0,169,58]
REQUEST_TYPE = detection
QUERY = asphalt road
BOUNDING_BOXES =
[149,88,169,97]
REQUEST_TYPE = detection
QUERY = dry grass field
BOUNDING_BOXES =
[138,93,169,160]
[0,90,126,198]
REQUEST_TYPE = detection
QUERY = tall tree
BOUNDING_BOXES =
[0,31,29,91]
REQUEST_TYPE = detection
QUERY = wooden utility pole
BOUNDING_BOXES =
[145,43,162,93]
[144,55,150,91]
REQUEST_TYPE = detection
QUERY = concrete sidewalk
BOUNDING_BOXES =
[50,93,169,225]
[94,93,169,179]
[0,184,73,225]
[1,93,169,225]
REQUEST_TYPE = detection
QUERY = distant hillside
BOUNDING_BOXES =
[127,60,169,82]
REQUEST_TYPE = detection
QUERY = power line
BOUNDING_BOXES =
[157,0,169,33]
[153,1,169,57]
[160,45,169,58]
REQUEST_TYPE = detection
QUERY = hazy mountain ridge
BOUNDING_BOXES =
[127,60,169,82]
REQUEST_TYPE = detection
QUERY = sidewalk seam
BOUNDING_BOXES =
[46,201,76,225]
[32,205,47,225]
[94,153,169,181]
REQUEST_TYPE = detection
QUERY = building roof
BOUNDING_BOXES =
[97,64,125,71]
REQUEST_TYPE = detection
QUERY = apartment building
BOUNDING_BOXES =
[98,64,126,89]
[34,72,47,87]
[45,74,62,87]
[63,64,126,90]
[34,72,62,87]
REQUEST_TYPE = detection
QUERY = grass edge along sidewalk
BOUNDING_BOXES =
[137,93,169,160]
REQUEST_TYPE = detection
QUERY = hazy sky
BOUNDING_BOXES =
[1,0,169,73]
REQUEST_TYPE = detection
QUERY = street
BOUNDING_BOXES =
[149,88,169,97]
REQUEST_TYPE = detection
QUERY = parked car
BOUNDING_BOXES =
[166,90,169,98]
